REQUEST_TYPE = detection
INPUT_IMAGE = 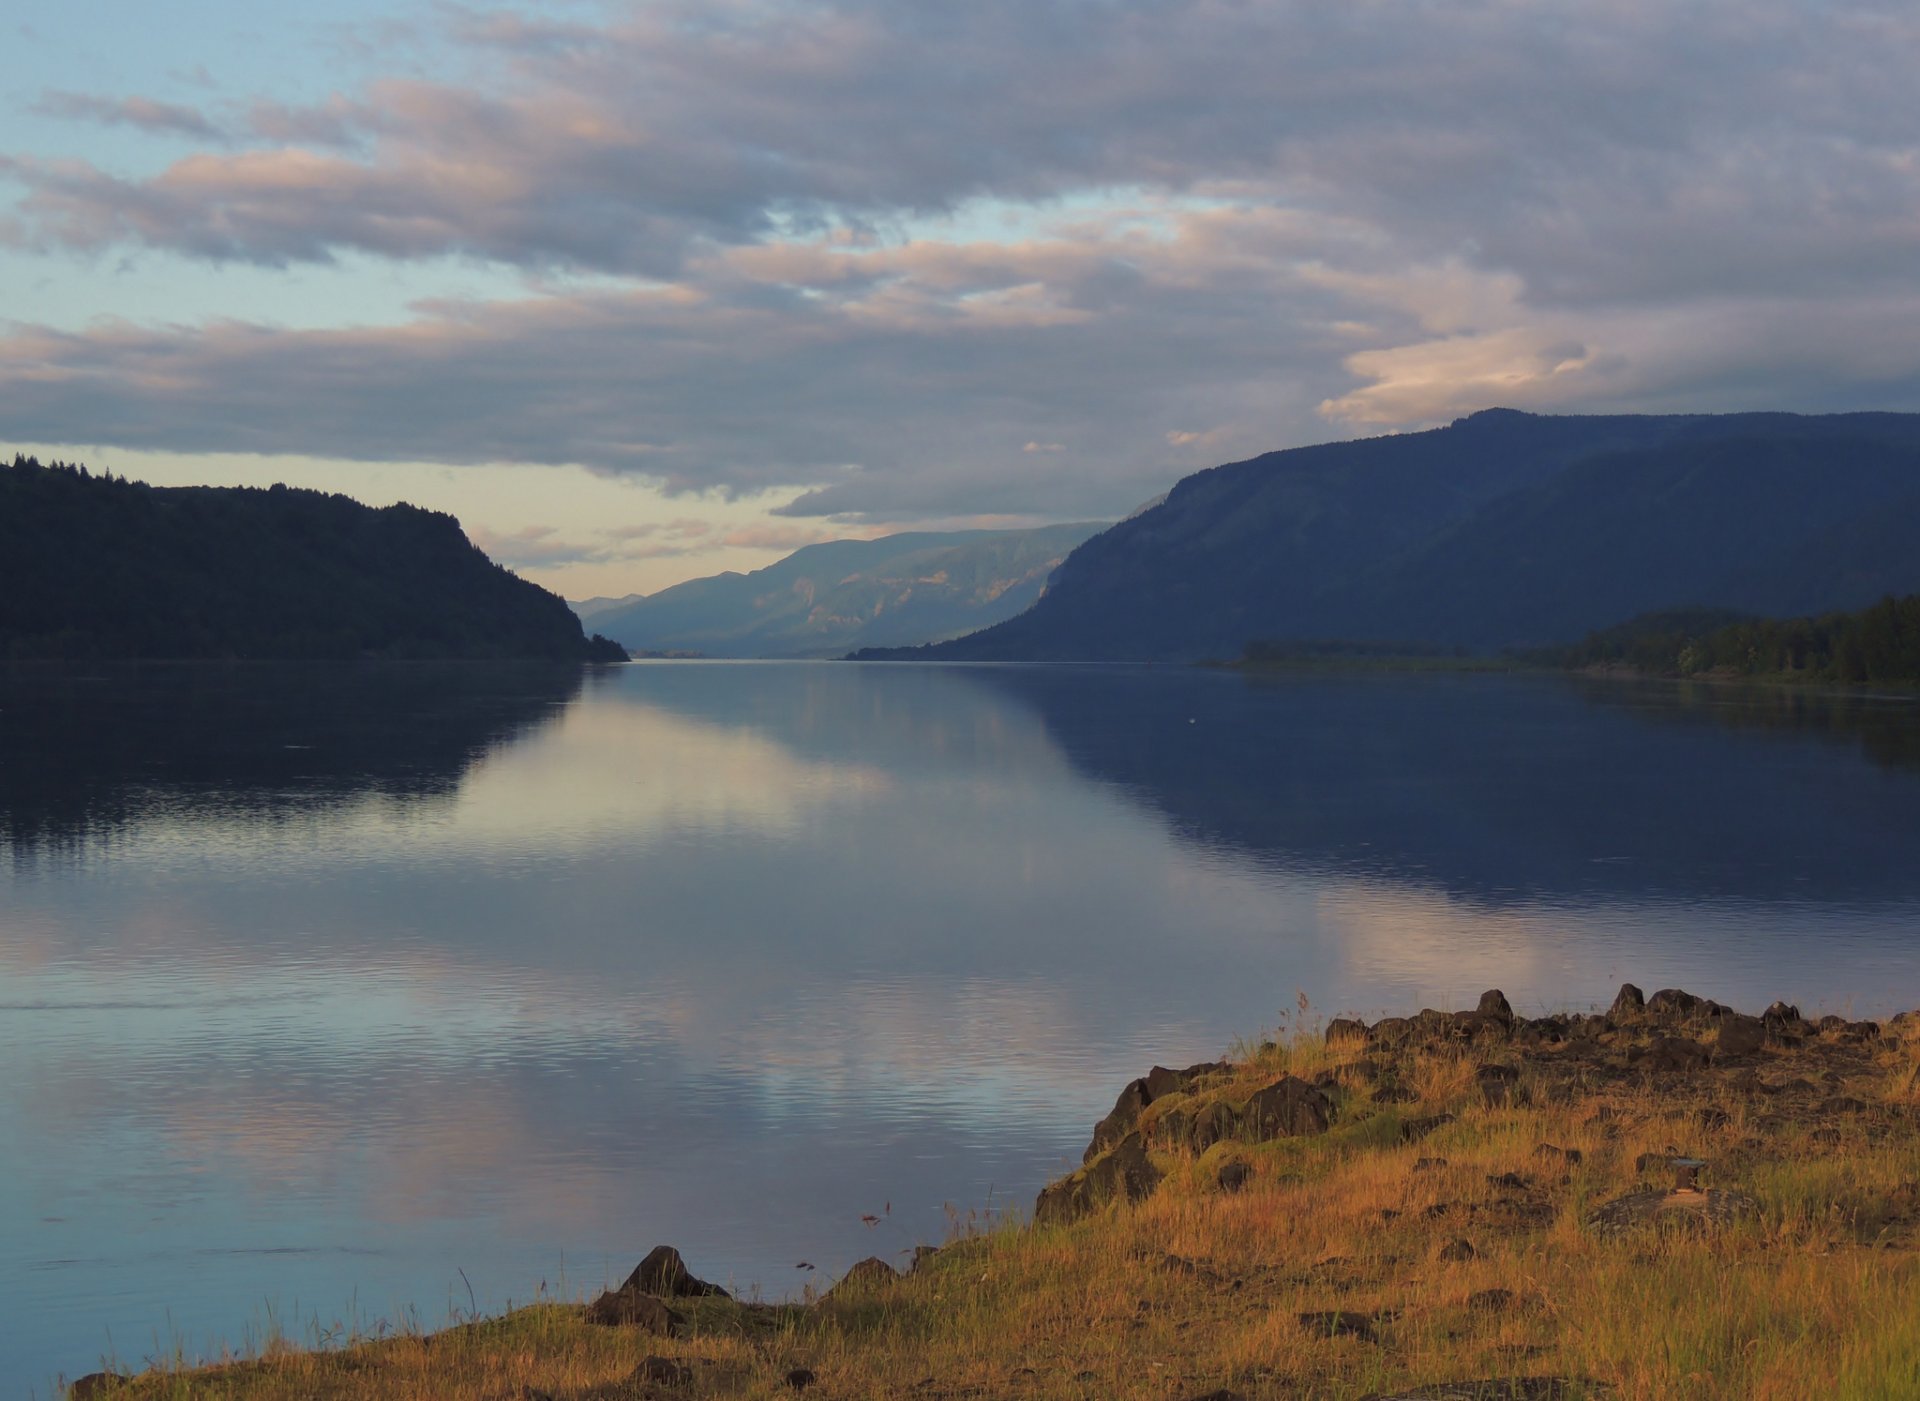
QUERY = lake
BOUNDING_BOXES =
[4,660,1919,1390]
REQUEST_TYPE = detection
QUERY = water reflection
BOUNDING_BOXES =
[0,661,588,858]
[962,666,1920,907]
[3,661,1919,1390]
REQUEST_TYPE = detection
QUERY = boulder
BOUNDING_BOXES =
[1608,983,1646,1020]
[1298,1310,1379,1342]
[1713,1014,1768,1059]
[1036,1131,1162,1226]
[1326,1017,1369,1046]
[620,1244,729,1299]
[1187,1100,1242,1152]
[1475,990,1514,1024]
[1217,1160,1252,1193]
[1401,1113,1455,1143]
[69,1376,133,1400]
[1243,1075,1335,1140]
[1636,1036,1709,1072]
[585,1289,685,1333]
[1084,1078,1151,1163]
[822,1256,898,1301]
[633,1356,692,1388]
[1647,988,1702,1019]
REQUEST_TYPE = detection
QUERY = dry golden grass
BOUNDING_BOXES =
[75,1010,1920,1401]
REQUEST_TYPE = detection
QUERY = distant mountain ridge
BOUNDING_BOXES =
[0,455,624,661]
[861,410,1920,661]
[585,523,1108,658]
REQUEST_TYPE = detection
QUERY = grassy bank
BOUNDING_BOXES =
[68,991,1920,1400]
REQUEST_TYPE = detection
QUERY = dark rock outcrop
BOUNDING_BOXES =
[620,1244,729,1299]
[1608,984,1646,1020]
[1036,1131,1163,1227]
[1243,1075,1335,1140]
[822,1256,900,1302]
[585,1289,685,1333]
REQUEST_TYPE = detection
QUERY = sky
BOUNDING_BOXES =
[5,1,1920,599]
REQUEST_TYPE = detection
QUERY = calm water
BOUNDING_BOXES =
[4,660,1919,1390]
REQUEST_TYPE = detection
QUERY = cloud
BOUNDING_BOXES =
[5,1,1920,524]
[32,91,226,141]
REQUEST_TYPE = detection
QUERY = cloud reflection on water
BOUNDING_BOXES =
[3,661,1920,1386]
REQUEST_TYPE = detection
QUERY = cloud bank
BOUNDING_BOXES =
[5,0,1920,522]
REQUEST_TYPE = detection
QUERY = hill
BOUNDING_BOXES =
[588,523,1107,658]
[860,410,1920,661]
[0,455,626,662]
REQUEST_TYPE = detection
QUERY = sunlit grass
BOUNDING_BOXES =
[74,1012,1920,1399]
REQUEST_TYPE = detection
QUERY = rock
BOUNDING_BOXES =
[620,1244,729,1299]
[1467,1288,1514,1311]
[1036,1131,1162,1226]
[1401,1113,1455,1143]
[1485,1172,1532,1191]
[1371,1016,1412,1045]
[1151,1106,1193,1147]
[1713,1014,1767,1059]
[1476,990,1514,1024]
[585,1289,685,1333]
[1183,1392,1246,1401]
[1217,1160,1252,1193]
[1647,987,1702,1018]
[1244,1075,1334,1140]
[1188,1100,1241,1152]
[1085,1078,1151,1163]
[1763,1000,1802,1025]
[823,1256,898,1300]
[1438,1238,1477,1261]
[784,1367,818,1391]
[1609,983,1646,1020]
[1414,1156,1449,1172]
[1374,1083,1420,1104]
[1636,1036,1710,1072]
[1327,1017,1369,1046]
[1145,1060,1228,1099]
[1820,1096,1869,1116]
[1298,1309,1380,1342]
[69,1376,133,1400]
[909,1243,942,1273]
[1533,1143,1582,1166]
[633,1356,692,1388]
[1477,1062,1520,1107]
[1588,1186,1760,1238]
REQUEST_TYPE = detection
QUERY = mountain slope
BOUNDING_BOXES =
[875,410,1920,661]
[588,523,1108,658]
[0,456,623,661]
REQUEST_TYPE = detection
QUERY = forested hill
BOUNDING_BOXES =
[858,409,1920,662]
[1537,595,1920,684]
[0,456,626,662]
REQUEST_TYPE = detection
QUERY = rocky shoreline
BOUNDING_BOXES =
[68,983,1920,1400]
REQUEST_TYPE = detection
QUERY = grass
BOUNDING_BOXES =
[67,1002,1920,1400]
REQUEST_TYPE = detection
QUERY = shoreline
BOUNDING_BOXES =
[64,983,1920,1400]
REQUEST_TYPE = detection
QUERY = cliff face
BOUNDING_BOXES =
[875,410,1920,662]
[0,456,618,661]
